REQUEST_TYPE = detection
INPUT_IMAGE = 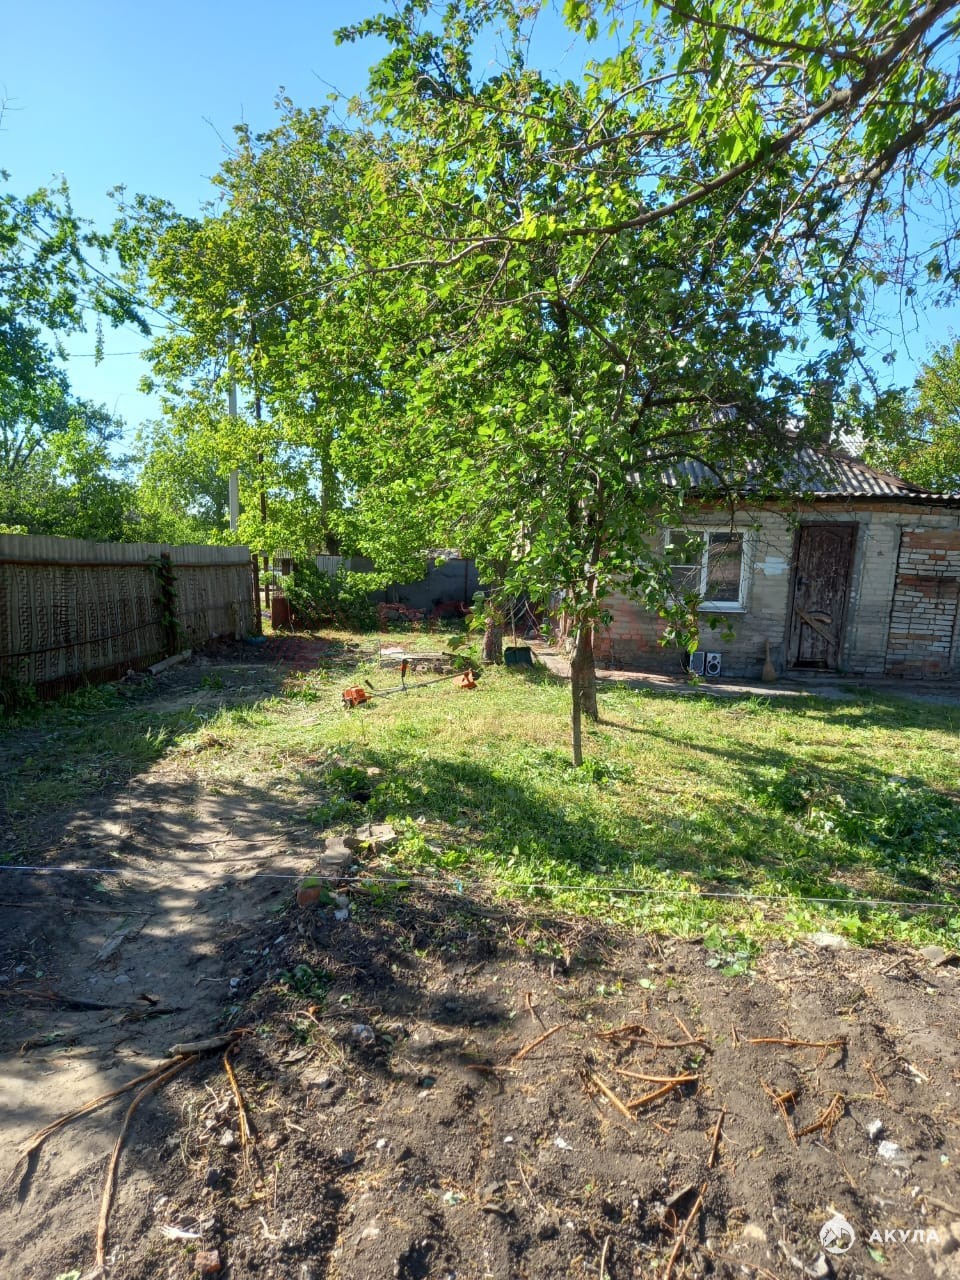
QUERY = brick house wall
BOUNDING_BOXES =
[593,503,960,679]
[884,529,960,676]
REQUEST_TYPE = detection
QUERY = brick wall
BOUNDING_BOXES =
[884,529,960,677]
[595,504,960,679]
[594,513,797,677]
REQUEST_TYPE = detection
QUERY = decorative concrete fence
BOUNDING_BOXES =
[0,535,256,696]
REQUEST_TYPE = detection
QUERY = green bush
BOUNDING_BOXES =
[0,673,38,718]
[281,562,378,631]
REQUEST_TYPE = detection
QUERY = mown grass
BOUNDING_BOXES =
[0,678,232,848]
[3,637,958,948]
[172,647,960,949]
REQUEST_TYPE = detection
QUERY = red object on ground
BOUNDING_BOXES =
[458,669,477,690]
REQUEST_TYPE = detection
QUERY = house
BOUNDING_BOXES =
[593,450,960,680]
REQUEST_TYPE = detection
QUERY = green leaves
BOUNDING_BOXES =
[860,339,960,492]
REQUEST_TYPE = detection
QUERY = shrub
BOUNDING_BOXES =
[281,562,377,631]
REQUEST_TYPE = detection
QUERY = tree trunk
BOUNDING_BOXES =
[571,669,583,767]
[316,399,340,553]
[482,615,504,664]
[569,623,597,765]
[571,623,598,725]
[582,627,599,721]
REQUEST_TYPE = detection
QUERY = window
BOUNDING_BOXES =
[664,529,747,610]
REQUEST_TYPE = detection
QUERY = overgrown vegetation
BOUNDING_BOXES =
[280,562,378,631]
[861,338,960,492]
[102,0,960,762]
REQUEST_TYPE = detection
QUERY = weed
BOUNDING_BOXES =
[277,964,331,1001]
[703,927,760,976]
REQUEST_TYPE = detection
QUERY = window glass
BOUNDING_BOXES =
[705,532,743,602]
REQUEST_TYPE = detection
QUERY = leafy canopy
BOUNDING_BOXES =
[0,173,145,539]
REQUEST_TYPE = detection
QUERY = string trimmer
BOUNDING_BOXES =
[342,659,479,709]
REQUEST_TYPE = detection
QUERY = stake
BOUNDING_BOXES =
[599,1234,612,1280]
[626,1075,699,1110]
[511,1023,567,1063]
[587,1071,636,1122]
[746,1036,846,1050]
[224,1042,255,1174]
[663,1181,707,1280]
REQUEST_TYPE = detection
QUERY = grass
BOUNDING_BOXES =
[3,633,959,948]
[0,678,223,848]
[179,643,960,948]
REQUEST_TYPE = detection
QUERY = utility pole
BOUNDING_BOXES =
[228,376,240,532]
[250,321,267,527]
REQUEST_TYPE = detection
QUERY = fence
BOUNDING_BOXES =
[0,535,257,696]
[310,553,479,609]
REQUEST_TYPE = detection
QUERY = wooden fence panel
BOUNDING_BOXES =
[0,535,255,695]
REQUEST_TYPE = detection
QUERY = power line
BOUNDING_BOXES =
[0,191,188,332]
[67,350,149,359]
[0,862,953,914]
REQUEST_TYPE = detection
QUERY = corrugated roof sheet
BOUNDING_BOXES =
[659,447,960,501]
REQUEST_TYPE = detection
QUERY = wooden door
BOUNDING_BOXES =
[787,524,857,669]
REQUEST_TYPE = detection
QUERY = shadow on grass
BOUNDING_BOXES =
[1,663,955,1073]
[507,660,569,689]
[322,691,959,927]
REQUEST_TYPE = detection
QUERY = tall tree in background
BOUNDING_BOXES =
[861,341,960,489]
[0,174,144,538]
[112,106,378,555]
[0,374,132,540]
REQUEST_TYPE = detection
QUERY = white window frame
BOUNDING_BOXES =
[664,527,751,612]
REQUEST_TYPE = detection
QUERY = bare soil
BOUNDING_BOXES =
[1,643,959,1280]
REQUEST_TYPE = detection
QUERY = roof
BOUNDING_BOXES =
[660,447,960,504]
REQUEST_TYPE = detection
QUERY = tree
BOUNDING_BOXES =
[341,0,960,295]
[0,169,145,539]
[127,413,231,544]
[860,341,960,489]
[329,0,944,762]
[112,106,379,556]
[114,0,960,760]
[0,386,133,540]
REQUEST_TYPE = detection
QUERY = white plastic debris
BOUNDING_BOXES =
[878,1139,909,1165]
[160,1225,202,1240]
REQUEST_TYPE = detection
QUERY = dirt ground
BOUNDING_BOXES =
[1,642,959,1280]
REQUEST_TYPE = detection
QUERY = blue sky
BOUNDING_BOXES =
[2,1,958,440]
[2,2,396,429]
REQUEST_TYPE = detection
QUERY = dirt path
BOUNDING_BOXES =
[533,643,960,704]
[0,643,340,1278]
[1,645,959,1280]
